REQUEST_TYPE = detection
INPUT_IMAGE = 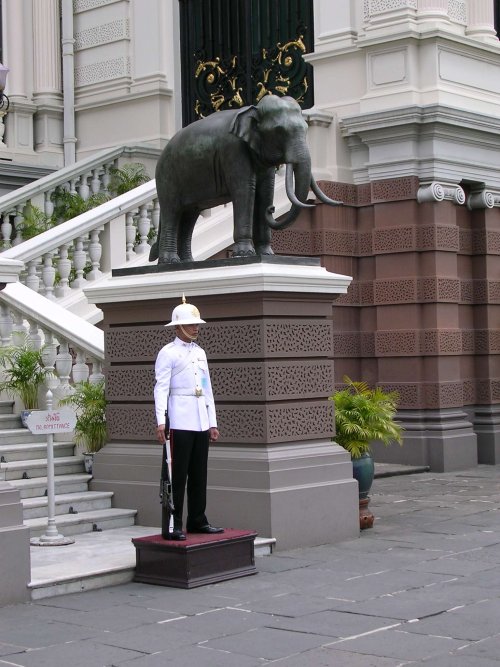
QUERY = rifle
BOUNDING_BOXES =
[160,414,174,539]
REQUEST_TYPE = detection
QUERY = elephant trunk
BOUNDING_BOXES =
[265,161,312,231]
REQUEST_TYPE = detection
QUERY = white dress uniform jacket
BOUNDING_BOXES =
[154,337,217,432]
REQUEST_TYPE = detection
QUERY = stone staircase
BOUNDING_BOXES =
[0,401,137,538]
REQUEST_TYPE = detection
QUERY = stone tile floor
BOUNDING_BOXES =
[1,465,500,666]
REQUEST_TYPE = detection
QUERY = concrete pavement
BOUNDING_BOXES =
[1,464,500,666]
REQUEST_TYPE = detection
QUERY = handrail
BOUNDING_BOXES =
[0,146,126,213]
[0,281,104,360]
[2,180,157,264]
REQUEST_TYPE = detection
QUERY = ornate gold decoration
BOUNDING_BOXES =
[193,35,309,118]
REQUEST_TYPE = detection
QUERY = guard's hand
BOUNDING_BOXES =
[209,427,219,442]
[156,424,166,444]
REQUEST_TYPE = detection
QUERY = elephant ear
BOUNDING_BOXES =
[229,106,261,153]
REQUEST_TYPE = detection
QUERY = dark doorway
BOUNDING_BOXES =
[179,0,314,126]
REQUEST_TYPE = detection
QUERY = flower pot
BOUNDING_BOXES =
[352,453,375,530]
[20,409,32,428]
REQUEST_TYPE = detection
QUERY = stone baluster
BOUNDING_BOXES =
[125,211,137,260]
[86,228,103,281]
[71,236,87,288]
[55,243,72,297]
[78,173,90,201]
[0,305,13,346]
[41,330,59,400]
[11,205,25,246]
[72,349,89,384]
[55,339,73,399]
[91,168,101,195]
[89,358,104,384]
[44,190,55,218]
[0,212,12,249]
[11,312,28,347]
[102,163,113,194]
[28,320,43,350]
[68,178,78,195]
[25,259,41,293]
[151,199,160,245]
[41,330,58,368]
[41,252,56,301]
[136,204,151,254]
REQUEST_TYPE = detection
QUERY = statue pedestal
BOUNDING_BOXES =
[85,257,359,550]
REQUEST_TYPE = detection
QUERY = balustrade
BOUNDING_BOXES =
[0,300,104,403]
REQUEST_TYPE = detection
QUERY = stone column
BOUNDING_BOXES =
[85,258,359,551]
[2,0,36,156]
[313,0,358,51]
[32,0,64,160]
[416,0,448,19]
[465,0,498,42]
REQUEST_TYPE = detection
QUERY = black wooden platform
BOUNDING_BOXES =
[132,528,258,589]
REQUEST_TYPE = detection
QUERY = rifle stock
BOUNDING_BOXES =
[160,439,174,539]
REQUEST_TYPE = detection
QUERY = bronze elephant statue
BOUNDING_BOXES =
[150,95,341,264]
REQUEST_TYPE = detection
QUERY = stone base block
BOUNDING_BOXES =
[207,441,359,550]
[474,406,500,465]
[132,529,257,588]
[370,409,478,473]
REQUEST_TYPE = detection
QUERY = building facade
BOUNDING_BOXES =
[0,0,499,470]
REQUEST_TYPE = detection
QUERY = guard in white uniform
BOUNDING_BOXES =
[154,297,223,541]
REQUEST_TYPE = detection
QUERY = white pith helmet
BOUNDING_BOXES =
[165,295,205,327]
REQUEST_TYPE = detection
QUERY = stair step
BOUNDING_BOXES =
[0,429,47,445]
[26,508,137,537]
[1,455,84,481]
[13,473,92,498]
[0,413,22,429]
[0,441,74,462]
[23,491,114,519]
[0,400,15,415]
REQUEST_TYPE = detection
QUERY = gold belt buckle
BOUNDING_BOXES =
[195,387,202,397]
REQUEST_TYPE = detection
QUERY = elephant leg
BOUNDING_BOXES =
[231,176,257,257]
[178,210,199,262]
[157,209,182,264]
[253,170,275,255]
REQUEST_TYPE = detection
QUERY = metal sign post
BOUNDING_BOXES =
[26,391,77,547]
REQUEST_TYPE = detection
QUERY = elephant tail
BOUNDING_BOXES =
[149,240,159,261]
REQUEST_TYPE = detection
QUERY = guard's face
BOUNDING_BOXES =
[177,324,199,341]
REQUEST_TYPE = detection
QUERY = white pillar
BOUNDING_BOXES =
[2,0,28,101]
[465,0,498,43]
[32,0,64,160]
[313,0,358,51]
[416,0,448,19]
[32,0,62,102]
[2,0,36,156]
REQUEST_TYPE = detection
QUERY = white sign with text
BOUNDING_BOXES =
[25,409,77,435]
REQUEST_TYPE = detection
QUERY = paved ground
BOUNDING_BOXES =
[1,465,500,666]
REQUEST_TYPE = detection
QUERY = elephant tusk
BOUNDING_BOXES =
[286,164,315,209]
[310,178,343,206]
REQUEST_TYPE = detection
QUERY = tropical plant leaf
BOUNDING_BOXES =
[329,376,403,459]
[59,381,108,452]
[109,163,149,195]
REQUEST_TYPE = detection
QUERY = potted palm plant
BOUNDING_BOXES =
[60,380,107,474]
[330,376,403,529]
[0,339,48,426]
